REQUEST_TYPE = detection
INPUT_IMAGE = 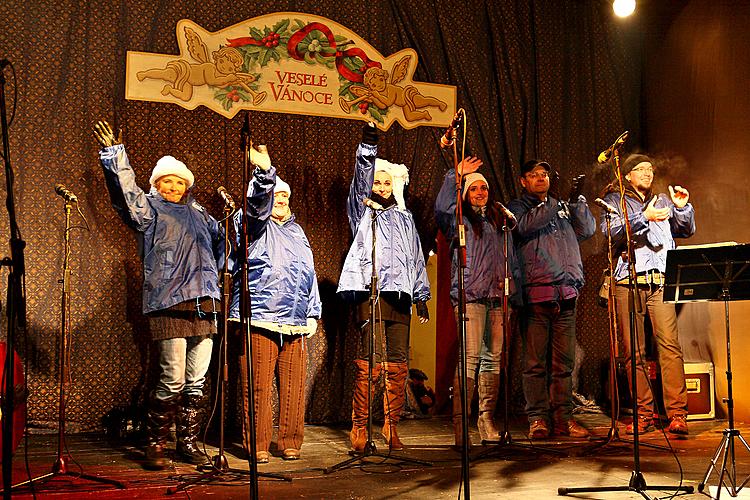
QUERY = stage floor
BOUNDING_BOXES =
[4,413,750,499]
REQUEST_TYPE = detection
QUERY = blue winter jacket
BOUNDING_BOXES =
[231,166,321,328]
[600,187,695,280]
[434,169,521,306]
[99,144,224,314]
[337,143,431,304]
[507,193,596,301]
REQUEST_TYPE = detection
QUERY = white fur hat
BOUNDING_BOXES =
[375,158,409,210]
[149,156,194,188]
[462,172,488,199]
[274,176,291,195]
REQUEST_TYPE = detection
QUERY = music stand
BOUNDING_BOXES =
[662,242,750,499]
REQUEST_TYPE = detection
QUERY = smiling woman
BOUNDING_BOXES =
[93,120,225,470]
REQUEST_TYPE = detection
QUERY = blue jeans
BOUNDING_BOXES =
[454,302,504,378]
[154,335,213,400]
[521,299,577,423]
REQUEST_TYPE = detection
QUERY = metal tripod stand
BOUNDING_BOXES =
[4,198,126,494]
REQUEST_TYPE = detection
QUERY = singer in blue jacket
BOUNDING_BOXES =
[337,123,430,453]
[434,156,520,446]
[508,159,595,440]
[94,120,225,470]
[231,145,321,463]
[599,153,695,436]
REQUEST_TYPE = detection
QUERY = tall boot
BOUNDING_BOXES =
[144,392,180,470]
[382,362,408,450]
[350,359,381,452]
[477,372,501,442]
[452,375,475,448]
[176,393,209,465]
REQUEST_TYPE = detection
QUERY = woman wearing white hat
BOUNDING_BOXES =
[435,157,520,447]
[94,121,225,470]
[338,123,430,452]
[231,145,321,463]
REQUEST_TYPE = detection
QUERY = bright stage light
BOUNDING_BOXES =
[613,0,636,17]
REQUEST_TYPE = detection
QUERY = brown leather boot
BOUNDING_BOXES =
[350,359,381,452]
[144,392,180,470]
[477,372,501,442]
[176,393,209,465]
[452,375,475,448]
[382,362,408,450]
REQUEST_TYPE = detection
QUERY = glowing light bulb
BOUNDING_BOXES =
[613,0,636,17]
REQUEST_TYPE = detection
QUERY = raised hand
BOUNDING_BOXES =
[568,174,586,202]
[457,156,483,176]
[93,120,122,148]
[361,122,378,145]
[643,195,671,222]
[669,185,689,208]
[249,144,272,171]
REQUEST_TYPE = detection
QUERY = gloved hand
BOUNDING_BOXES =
[416,301,429,323]
[93,120,122,148]
[250,144,272,171]
[568,174,586,203]
[362,122,378,145]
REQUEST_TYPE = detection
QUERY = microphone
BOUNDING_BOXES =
[363,197,384,211]
[594,197,618,214]
[55,184,78,203]
[597,131,629,164]
[494,201,517,221]
[439,111,463,149]
[217,186,235,210]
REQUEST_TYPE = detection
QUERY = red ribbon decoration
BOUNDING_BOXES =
[226,22,381,82]
[286,22,381,82]
[226,37,265,48]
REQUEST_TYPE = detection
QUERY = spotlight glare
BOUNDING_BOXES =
[613,0,636,17]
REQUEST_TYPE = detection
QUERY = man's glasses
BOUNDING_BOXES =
[630,166,654,174]
[525,171,549,180]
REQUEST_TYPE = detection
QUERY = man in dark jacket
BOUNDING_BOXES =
[508,159,595,439]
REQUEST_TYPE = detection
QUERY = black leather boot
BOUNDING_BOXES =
[144,393,180,470]
[176,393,209,465]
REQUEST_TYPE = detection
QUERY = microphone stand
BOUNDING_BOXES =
[474,213,563,461]
[167,195,289,495]
[558,142,692,499]
[6,199,125,493]
[448,113,471,499]
[325,206,431,474]
[0,58,25,500]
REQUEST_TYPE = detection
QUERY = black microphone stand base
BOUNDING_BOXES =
[474,431,568,460]
[166,454,291,495]
[558,470,693,499]
[324,439,432,474]
[697,428,750,498]
[5,456,127,493]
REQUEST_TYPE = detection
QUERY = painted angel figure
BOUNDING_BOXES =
[353,56,447,122]
[137,27,267,105]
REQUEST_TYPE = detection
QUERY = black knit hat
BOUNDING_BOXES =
[520,159,551,176]
[621,154,653,174]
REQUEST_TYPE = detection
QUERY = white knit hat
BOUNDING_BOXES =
[462,172,488,199]
[274,176,291,195]
[149,156,194,188]
[375,158,409,210]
